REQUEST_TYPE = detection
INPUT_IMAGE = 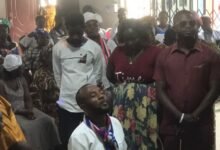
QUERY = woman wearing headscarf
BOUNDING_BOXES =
[0,18,19,64]
[107,19,162,149]
[0,54,60,150]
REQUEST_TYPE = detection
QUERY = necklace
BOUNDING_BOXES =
[128,49,144,65]
[129,58,133,64]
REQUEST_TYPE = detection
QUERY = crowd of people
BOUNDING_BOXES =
[0,5,220,150]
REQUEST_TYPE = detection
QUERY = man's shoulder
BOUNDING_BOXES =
[83,38,101,49]
[82,39,102,55]
[70,121,96,141]
[200,41,220,55]
[53,38,68,50]
[156,45,173,60]
[71,122,90,136]
[110,116,122,127]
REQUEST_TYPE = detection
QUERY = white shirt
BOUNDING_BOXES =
[155,33,165,43]
[107,39,117,53]
[53,38,104,112]
[198,29,220,43]
[68,116,127,150]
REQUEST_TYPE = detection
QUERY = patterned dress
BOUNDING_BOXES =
[108,45,161,150]
[113,83,157,150]
[32,67,59,122]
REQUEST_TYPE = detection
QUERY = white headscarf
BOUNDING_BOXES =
[3,54,22,71]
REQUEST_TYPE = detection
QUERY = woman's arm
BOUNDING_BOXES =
[21,77,33,111]
[106,60,116,84]
[20,77,36,120]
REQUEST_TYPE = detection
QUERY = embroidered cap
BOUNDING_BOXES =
[3,54,22,71]
[83,12,103,24]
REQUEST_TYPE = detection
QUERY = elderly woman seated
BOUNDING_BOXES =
[0,54,60,150]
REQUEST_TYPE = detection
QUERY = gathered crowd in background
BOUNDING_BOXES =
[0,4,220,150]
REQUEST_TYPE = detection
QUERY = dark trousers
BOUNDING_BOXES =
[159,124,214,150]
[57,106,84,150]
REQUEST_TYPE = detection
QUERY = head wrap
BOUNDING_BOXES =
[0,18,10,28]
[3,54,22,71]
[83,12,103,24]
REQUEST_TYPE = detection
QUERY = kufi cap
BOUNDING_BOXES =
[83,12,103,23]
[3,54,22,71]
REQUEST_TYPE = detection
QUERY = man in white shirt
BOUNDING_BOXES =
[199,16,220,45]
[83,12,114,90]
[68,84,127,150]
[53,13,104,150]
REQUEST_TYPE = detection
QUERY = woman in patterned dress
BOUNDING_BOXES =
[107,19,162,150]
[31,45,59,122]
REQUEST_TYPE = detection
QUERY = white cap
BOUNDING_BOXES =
[83,12,103,24]
[3,54,22,71]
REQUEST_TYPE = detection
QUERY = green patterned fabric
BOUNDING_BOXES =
[112,82,158,150]
[0,18,10,27]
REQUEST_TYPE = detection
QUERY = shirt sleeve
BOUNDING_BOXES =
[101,57,110,89]
[52,45,62,88]
[153,51,166,81]
[92,45,106,87]
[210,51,220,81]
[19,35,33,49]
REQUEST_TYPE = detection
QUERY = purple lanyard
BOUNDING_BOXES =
[84,115,118,150]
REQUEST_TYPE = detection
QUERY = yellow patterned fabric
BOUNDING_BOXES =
[43,5,56,32]
[0,96,26,150]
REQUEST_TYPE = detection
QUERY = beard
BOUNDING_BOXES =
[94,101,111,114]
[177,31,198,41]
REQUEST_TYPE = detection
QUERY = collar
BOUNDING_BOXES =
[170,40,203,54]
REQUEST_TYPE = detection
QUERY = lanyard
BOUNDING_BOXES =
[84,115,118,150]
[100,38,111,64]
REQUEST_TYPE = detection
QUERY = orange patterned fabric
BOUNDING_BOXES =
[0,96,26,150]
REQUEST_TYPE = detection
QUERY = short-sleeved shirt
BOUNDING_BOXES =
[109,45,162,84]
[153,41,220,134]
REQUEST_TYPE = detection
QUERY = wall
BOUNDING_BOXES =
[57,0,80,15]
[7,0,39,41]
[79,0,118,29]
[0,0,6,18]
